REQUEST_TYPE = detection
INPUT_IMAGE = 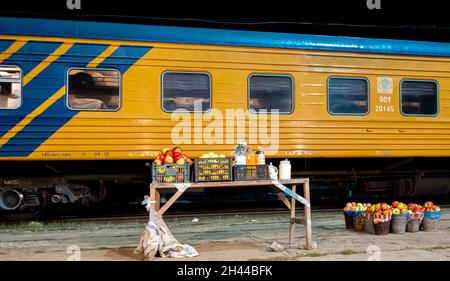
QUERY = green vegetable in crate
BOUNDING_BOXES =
[199,152,226,159]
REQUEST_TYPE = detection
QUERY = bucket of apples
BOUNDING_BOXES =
[343,202,366,230]
[406,203,424,233]
[363,206,375,234]
[391,201,409,234]
[422,201,441,232]
[152,146,193,183]
[370,203,392,235]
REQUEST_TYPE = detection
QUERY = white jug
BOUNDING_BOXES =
[268,163,278,180]
[279,159,291,180]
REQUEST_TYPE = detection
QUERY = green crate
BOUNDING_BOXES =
[152,163,190,183]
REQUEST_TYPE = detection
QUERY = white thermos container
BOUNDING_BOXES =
[279,159,291,180]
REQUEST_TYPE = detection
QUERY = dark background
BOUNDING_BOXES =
[2,0,450,42]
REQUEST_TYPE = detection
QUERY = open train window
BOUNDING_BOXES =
[248,74,293,114]
[162,71,211,112]
[0,65,21,110]
[400,80,438,116]
[328,77,369,115]
[67,68,121,111]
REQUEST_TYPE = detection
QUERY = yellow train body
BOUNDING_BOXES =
[1,18,450,161]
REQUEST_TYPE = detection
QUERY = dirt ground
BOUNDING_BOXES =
[0,208,449,261]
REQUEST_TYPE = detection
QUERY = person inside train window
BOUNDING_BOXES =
[249,75,293,113]
[67,69,120,111]
[0,66,21,110]
[401,80,437,116]
[328,77,369,115]
[162,72,211,112]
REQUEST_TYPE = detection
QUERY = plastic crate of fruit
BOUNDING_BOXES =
[234,165,269,181]
[194,157,232,182]
[152,162,190,183]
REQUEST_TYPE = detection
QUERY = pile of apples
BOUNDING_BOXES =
[391,201,409,215]
[154,146,193,166]
[407,203,424,215]
[367,203,392,216]
[343,202,370,212]
[423,201,441,212]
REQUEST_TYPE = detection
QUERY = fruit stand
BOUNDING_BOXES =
[149,178,313,250]
[149,146,313,249]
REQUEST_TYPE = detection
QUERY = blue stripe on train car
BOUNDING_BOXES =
[2,41,62,76]
[0,40,15,53]
[0,45,152,157]
[0,43,109,139]
[3,17,450,57]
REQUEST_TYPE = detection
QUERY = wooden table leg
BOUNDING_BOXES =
[270,186,291,210]
[303,180,312,250]
[289,185,296,244]
[154,189,161,211]
[158,190,183,216]
[150,184,157,209]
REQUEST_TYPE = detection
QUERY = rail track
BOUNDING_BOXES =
[21,204,450,225]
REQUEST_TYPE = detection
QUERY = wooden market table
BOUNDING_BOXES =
[149,178,313,250]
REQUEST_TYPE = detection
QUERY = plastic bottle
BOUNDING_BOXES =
[279,159,291,180]
[235,142,246,167]
[256,146,265,165]
[246,146,255,166]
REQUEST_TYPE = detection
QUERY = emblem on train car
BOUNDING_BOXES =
[377,77,393,94]
[66,0,81,10]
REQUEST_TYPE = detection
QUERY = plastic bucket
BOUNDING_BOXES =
[344,212,354,229]
[374,221,390,235]
[364,216,375,234]
[353,215,365,232]
[407,218,421,232]
[391,215,408,234]
[422,217,438,232]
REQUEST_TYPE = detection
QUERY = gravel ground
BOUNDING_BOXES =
[0,208,449,261]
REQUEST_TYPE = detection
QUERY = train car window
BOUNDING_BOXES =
[328,77,369,115]
[67,68,121,111]
[400,80,438,116]
[0,65,21,110]
[162,71,211,112]
[248,74,293,114]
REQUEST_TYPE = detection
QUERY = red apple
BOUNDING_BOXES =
[158,154,165,162]
[172,146,182,154]
[392,201,399,208]
[164,155,174,164]
[173,152,182,162]
[165,150,174,158]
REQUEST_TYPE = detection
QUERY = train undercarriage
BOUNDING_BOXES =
[1,157,450,221]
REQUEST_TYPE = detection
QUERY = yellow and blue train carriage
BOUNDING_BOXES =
[1,17,450,219]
